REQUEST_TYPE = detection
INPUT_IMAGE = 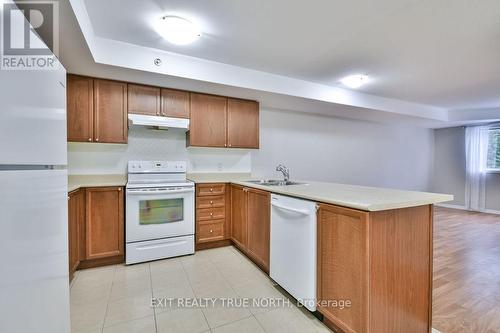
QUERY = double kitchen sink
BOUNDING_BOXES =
[246,179,305,186]
[246,164,306,186]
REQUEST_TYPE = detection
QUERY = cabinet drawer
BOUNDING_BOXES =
[196,195,225,209]
[197,207,225,221]
[196,184,225,196]
[197,221,224,243]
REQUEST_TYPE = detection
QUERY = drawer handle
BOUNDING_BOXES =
[210,229,213,233]
[210,212,213,217]
[210,188,213,192]
[210,200,213,205]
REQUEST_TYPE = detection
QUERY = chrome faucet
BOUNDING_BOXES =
[276,164,290,182]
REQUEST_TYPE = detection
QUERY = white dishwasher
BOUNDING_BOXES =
[270,194,317,311]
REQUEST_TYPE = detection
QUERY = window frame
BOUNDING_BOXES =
[485,127,500,173]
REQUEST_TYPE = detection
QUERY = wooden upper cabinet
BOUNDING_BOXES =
[230,185,248,249]
[66,73,259,147]
[189,93,227,147]
[161,88,190,118]
[227,98,259,148]
[85,187,124,260]
[128,84,160,116]
[246,188,270,272]
[67,75,93,142]
[93,79,128,144]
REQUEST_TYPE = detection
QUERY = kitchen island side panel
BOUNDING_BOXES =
[369,205,433,333]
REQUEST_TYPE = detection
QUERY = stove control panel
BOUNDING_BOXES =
[128,160,187,173]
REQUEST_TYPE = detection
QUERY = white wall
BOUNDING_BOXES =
[68,108,435,192]
[433,127,466,206]
[433,126,500,211]
[68,127,251,174]
[252,109,434,191]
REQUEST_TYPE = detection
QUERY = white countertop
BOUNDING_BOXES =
[68,174,127,192]
[68,172,453,211]
[231,180,453,212]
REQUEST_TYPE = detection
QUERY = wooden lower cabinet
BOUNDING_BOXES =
[317,203,433,333]
[230,185,270,273]
[85,187,125,260]
[195,183,232,249]
[68,186,125,276]
[246,188,270,272]
[230,185,248,249]
[68,189,84,281]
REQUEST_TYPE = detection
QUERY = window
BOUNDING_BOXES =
[486,128,500,171]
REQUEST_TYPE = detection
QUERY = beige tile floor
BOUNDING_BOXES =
[70,246,331,333]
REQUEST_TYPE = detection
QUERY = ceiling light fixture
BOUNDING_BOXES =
[340,74,370,89]
[155,16,201,45]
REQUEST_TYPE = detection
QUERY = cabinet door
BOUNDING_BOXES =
[94,79,128,143]
[76,189,86,263]
[317,204,369,333]
[230,185,248,249]
[188,93,227,147]
[227,98,259,148]
[128,84,160,116]
[85,187,124,260]
[68,190,79,281]
[161,88,190,118]
[246,188,270,272]
[67,75,93,142]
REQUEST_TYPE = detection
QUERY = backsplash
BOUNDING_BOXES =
[67,127,252,175]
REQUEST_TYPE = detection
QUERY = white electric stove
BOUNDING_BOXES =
[126,160,194,264]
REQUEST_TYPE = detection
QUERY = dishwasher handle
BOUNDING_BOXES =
[271,201,311,215]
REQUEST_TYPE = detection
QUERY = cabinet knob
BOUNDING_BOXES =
[88,138,92,142]
[224,143,227,147]
[210,212,213,217]
[95,138,99,142]
[210,201,213,205]
[210,229,213,233]
[228,144,232,147]
[118,188,121,191]
[210,188,213,192]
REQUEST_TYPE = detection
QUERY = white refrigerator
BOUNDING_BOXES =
[0,65,70,331]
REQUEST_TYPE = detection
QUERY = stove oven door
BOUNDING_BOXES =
[126,187,195,243]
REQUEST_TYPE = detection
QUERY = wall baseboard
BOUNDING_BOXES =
[435,203,467,210]
[482,209,500,216]
[435,203,500,216]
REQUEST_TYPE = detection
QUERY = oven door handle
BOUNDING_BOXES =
[126,188,194,195]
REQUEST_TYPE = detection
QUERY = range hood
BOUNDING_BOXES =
[128,114,189,130]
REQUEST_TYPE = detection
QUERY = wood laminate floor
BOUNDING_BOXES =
[433,207,500,333]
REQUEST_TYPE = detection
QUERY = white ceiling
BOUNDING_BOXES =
[82,0,500,110]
